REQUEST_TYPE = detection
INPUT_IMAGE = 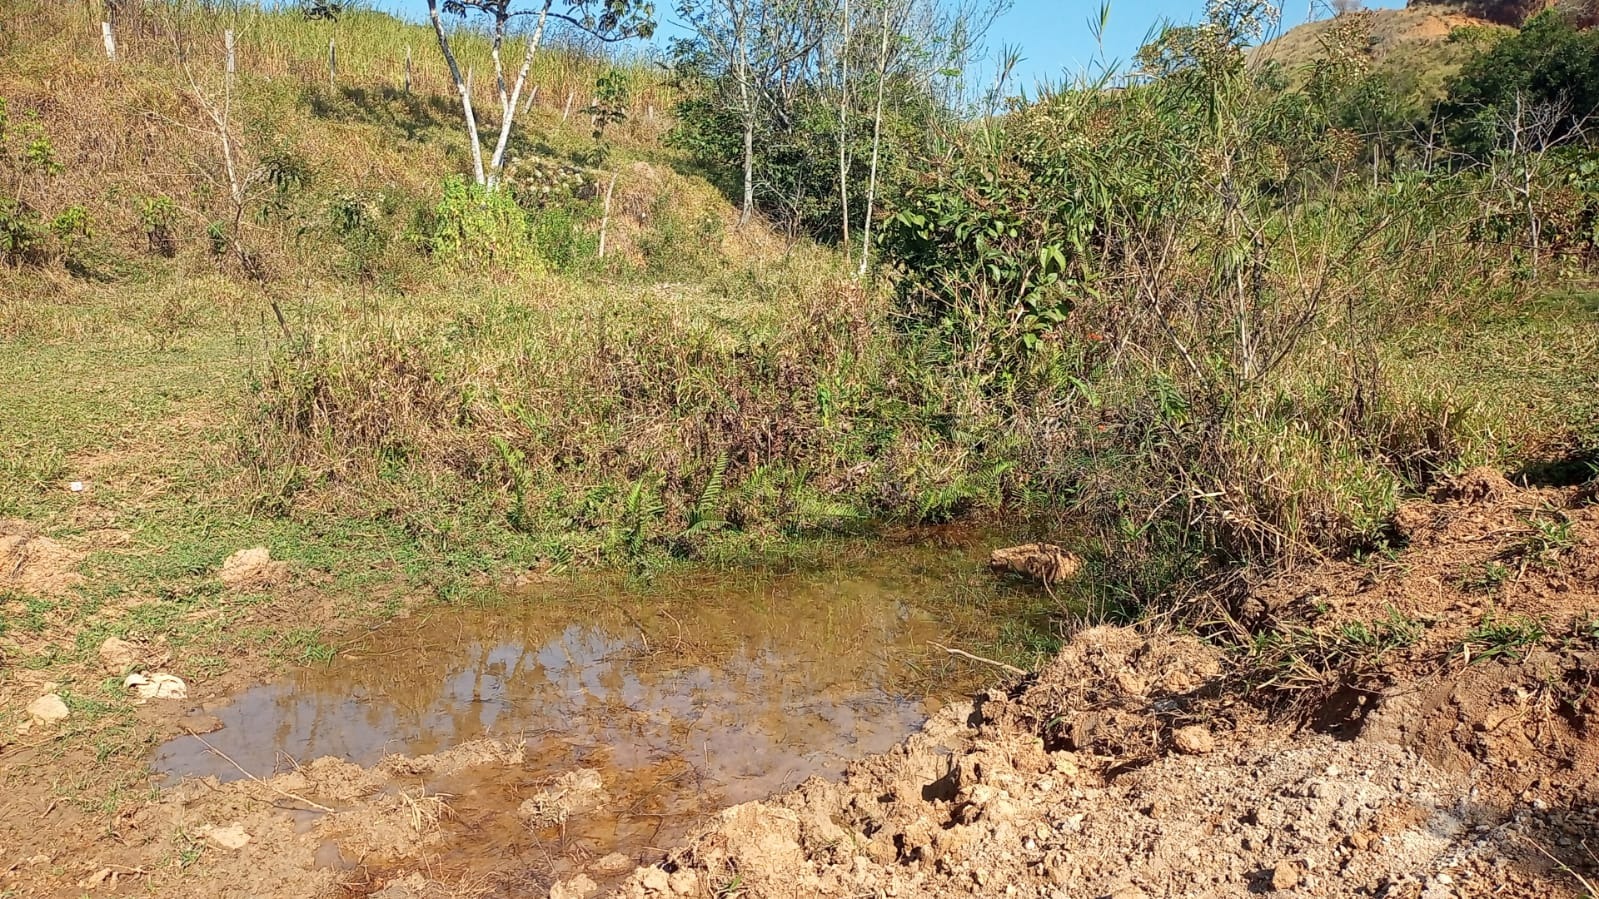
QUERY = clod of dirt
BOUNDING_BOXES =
[218,546,288,588]
[1438,465,1513,504]
[1390,502,1433,541]
[1270,860,1299,891]
[638,868,670,893]
[98,636,139,674]
[203,824,253,850]
[550,873,599,899]
[517,768,606,827]
[125,672,187,702]
[26,693,69,726]
[1172,724,1215,755]
[991,626,1227,759]
[0,521,83,595]
[176,713,223,735]
[593,852,634,874]
[988,543,1083,585]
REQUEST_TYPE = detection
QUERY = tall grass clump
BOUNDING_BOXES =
[242,254,1029,570]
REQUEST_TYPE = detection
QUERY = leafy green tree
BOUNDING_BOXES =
[1439,11,1599,158]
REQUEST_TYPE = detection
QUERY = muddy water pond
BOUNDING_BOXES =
[152,535,1047,888]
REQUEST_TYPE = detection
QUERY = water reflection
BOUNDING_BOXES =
[152,548,1020,876]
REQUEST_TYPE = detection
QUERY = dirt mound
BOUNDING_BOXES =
[610,473,1599,898]
[988,627,1231,761]
[0,519,83,595]
[1436,465,1515,504]
[609,643,1482,899]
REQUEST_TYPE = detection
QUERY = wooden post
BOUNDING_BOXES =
[101,21,116,60]
[561,90,573,123]
[327,37,336,87]
[404,45,412,94]
[225,29,236,75]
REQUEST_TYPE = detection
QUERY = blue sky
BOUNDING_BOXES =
[987,0,1408,89]
[372,0,1408,90]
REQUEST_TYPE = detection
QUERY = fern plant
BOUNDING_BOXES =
[683,453,730,538]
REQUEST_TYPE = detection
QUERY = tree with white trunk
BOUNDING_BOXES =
[425,0,656,189]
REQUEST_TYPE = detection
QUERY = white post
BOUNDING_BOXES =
[225,29,236,75]
[101,21,116,60]
[328,37,336,87]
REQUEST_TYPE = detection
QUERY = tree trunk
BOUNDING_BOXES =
[488,1,551,188]
[858,0,891,277]
[741,111,755,227]
[427,0,486,186]
[736,14,755,227]
[836,0,851,258]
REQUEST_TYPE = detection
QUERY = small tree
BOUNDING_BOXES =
[675,0,832,226]
[425,0,656,189]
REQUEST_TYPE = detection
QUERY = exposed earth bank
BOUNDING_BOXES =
[598,470,1599,899]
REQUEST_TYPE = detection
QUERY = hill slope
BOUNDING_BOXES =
[1252,3,1505,101]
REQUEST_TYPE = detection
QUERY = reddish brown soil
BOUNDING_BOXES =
[596,471,1599,899]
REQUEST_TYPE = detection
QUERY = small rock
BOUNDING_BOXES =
[1434,873,1454,886]
[98,637,139,675]
[218,546,287,588]
[1270,862,1300,891]
[593,852,633,874]
[549,874,598,899]
[1172,725,1215,755]
[639,867,671,894]
[1109,887,1149,899]
[27,693,69,726]
[668,869,698,895]
[204,824,252,850]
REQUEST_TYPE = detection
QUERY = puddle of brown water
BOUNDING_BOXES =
[152,536,1042,890]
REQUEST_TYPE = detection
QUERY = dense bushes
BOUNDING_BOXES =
[872,0,1599,608]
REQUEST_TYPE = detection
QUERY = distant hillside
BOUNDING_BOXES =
[1251,4,1507,103]
[1409,0,1579,26]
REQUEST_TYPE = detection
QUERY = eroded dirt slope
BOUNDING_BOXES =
[596,471,1599,899]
